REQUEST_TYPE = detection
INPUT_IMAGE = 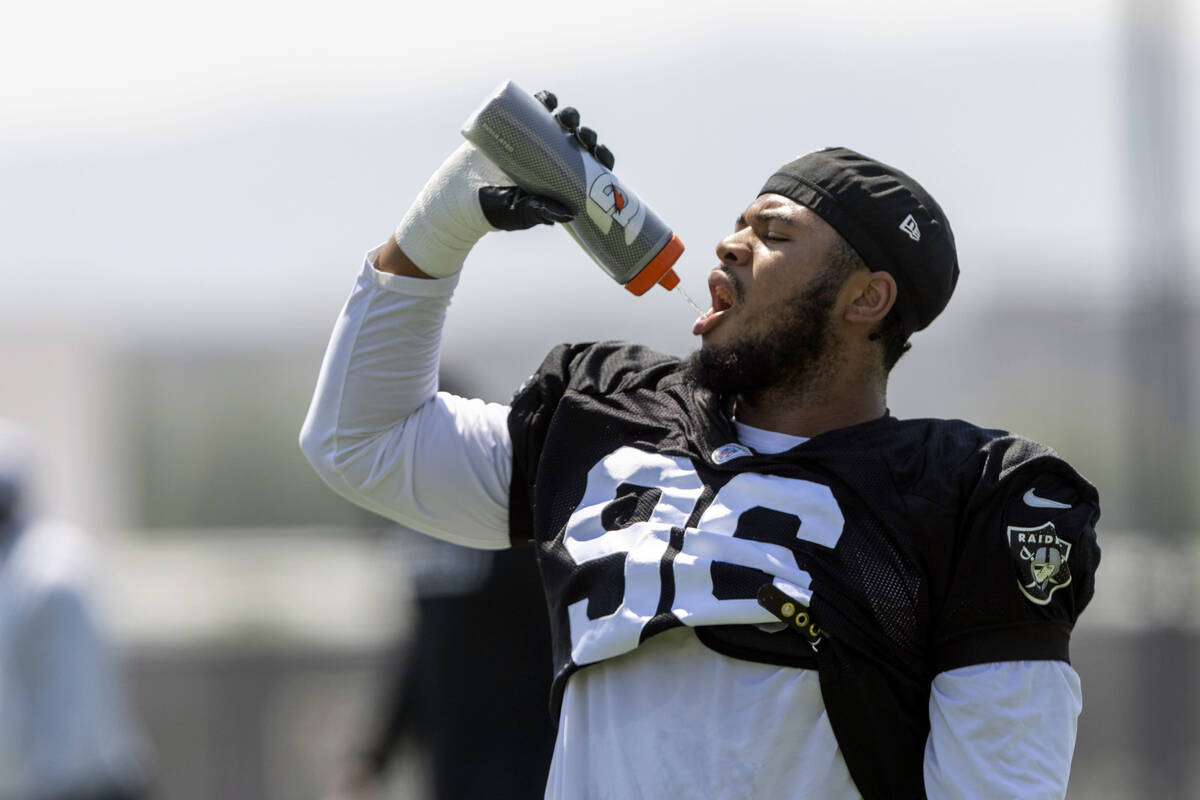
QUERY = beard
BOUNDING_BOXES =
[686,266,843,403]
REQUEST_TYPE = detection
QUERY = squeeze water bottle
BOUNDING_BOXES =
[461,80,684,295]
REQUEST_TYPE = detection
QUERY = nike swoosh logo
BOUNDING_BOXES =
[1023,489,1071,510]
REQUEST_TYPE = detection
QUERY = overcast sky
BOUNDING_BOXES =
[1,0,1196,357]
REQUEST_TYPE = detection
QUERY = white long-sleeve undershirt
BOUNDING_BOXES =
[300,246,512,548]
[300,250,1083,799]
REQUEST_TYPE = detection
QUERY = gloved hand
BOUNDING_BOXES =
[392,90,616,277]
[534,89,616,171]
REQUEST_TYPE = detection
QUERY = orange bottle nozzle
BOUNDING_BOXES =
[624,235,685,296]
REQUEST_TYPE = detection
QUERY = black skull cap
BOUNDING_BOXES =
[759,147,959,333]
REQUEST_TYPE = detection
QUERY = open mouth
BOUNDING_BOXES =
[692,269,737,336]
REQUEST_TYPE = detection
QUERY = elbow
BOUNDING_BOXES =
[298,414,340,485]
[298,414,398,503]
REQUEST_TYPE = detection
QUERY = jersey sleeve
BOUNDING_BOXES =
[932,438,1101,673]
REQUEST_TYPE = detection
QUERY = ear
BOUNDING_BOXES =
[843,270,897,327]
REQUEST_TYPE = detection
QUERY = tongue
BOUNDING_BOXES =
[692,309,726,336]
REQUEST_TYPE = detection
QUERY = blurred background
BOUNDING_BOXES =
[1,0,1197,797]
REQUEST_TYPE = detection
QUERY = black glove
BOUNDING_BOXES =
[476,89,617,231]
[479,186,574,230]
[536,90,616,170]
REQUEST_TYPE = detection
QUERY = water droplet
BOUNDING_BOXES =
[674,286,705,315]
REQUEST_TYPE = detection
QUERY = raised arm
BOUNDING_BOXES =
[300,92,609,547]
[298,245,516,546]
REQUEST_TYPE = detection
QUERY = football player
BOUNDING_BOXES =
[301,91,1100,799]
[0,421,149,800]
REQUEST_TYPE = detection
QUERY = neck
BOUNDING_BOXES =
[734,361,888,438]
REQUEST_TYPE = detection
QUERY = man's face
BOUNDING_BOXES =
[687,194,849,398]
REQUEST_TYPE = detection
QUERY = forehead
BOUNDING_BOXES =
[738,194,823,230]
[737,194,839,245]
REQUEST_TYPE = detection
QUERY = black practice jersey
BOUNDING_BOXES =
[508,342,1100,799]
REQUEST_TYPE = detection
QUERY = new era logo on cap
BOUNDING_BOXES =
[899,213,921,241]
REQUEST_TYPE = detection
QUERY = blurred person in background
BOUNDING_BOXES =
[325,535,553,800]
[0,420,149,800]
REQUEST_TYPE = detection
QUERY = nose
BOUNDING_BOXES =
[715,231,750,267]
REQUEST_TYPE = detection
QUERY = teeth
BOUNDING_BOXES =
[707,271,735,313]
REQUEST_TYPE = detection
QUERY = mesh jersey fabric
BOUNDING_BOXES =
[507,341,1101,800]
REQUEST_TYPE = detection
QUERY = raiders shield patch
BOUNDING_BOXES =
[1006,522,1072,605]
